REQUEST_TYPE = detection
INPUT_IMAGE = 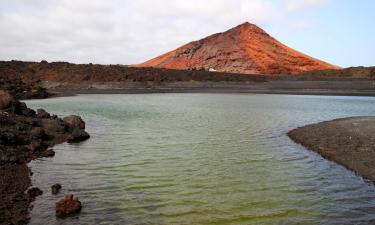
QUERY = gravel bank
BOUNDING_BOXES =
[288,116,375,182]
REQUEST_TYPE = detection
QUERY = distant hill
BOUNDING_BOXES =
[137,22,339,75]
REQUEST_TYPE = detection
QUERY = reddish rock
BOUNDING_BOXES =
[55,194,82,218]
[137,22,340,75]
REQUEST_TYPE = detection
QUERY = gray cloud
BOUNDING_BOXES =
[0,0,331,64]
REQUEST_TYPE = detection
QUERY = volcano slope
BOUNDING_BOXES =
[137,22,339,74]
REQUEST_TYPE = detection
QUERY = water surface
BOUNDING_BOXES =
[26,94,375,225]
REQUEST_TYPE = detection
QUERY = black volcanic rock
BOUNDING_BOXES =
[0,90,90,224]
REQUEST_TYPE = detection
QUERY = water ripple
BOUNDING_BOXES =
[26,94,375,225]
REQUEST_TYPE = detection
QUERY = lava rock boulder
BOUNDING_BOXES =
[63,115,85,130]
[55,194,82,218]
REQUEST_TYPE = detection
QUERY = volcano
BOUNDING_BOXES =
[137,22,339,75]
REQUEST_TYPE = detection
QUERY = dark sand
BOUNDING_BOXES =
[48,80,375,97]
[288,117,375,183]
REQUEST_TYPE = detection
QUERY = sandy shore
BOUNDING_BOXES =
[288,117,375,183]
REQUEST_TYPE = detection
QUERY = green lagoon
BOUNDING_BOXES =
[26,94,375,225]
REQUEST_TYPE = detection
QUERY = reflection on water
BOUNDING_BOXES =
[26,94,375,225]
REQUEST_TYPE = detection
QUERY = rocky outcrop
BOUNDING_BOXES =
[63,115,85,130]
[55,195,82,218]
[0,105,90,164]
[0,69,50,100]
[63,115,90,143]
[67,129,90,143]
[137,22,340,75]
[0,89,90,224]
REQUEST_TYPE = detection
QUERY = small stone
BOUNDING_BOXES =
[27,187,43,200]
[51,183,62,195]
[56,194,82,218]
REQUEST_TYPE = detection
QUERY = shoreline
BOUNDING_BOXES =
[288,116,375,183]
[0,92,90,224]
[49,87,375,97]
[3,93,375,223]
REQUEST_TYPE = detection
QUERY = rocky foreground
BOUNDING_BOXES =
[0,90,89,224]
[288,117,375,183]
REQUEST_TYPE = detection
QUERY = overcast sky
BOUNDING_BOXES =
[0,0,374,67]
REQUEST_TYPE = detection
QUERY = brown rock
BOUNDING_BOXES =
[41,118,67,133]
[51,183,62,195]
[55,194,82,218]
[63,115,85,130]
[11,101,36,116]
[67,128,90,143]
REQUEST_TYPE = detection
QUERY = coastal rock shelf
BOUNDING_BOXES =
[0,90,90,224]
[288,116,375,183]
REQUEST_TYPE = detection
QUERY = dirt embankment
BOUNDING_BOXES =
[288,117,375,183]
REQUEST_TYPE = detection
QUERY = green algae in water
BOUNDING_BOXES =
[26,94,375,225]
